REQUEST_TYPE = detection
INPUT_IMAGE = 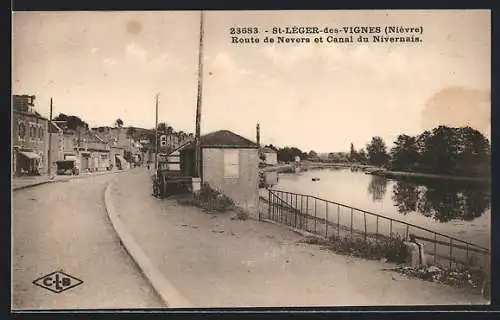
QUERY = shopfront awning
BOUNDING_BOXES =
[19,151,41,160]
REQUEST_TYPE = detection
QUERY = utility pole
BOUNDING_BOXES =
[47,98,53,176]
[154,93,159,170]
[194,10,205,179]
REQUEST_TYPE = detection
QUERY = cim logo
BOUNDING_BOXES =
[33,270,83,294]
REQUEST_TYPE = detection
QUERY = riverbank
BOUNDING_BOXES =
[261,162,490,183]
[260,162,378,174]
[367,169,491,183]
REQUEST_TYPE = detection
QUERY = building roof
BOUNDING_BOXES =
[176,130,259,152]
[48,121,63,133]
[199,130,259,148]
[261,147,277,153]
[14,109,48,121]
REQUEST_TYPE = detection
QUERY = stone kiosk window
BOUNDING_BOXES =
[224,149,239,178]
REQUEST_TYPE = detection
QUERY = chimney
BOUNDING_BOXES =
[256,123,260,146]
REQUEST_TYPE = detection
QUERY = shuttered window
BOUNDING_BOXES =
[224,149,239,178]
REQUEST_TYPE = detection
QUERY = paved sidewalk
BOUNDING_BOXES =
[109,170,488,307]
[12,169,125,190]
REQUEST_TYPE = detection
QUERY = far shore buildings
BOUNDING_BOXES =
[260,147,278,165]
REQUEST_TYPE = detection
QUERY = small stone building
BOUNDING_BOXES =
[179,130,260,214]
[260,147,278,165]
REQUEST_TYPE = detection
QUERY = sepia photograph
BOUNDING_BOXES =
[12,9,491,310]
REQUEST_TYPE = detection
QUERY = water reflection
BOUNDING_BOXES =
[367,175,388,201]
[392,179,491,223]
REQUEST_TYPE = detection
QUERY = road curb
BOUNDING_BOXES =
[104,180,191,308]
[13,170,126,191]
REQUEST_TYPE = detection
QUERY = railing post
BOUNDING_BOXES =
[350,208,353,237]
[466,243,469,263]
[363,212,367,241]
[337,205,340,237]
[293,194,299,228]
[325,202,329,238]
[390,220,393,239]
[375,216,379,242]
[302,196,309,231]
[405,225,410,240]
[434,233,437,264]
[267,190,272,219]
[449,238,453,269]
[314,199,317,234]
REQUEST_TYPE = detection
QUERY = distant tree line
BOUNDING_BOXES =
[264,144,308,163]
[53,113,89,131]
[349,125,491,177]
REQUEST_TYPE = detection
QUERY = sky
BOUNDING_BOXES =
[12,10,491,153]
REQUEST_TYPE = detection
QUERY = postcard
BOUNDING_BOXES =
[12,10,491,309]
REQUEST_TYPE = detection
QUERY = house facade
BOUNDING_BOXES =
[48,121,65,171]
[77,131,113,172]
[12,95,49,176]
[179,130,260,215]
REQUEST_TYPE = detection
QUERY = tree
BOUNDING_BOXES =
[157,122,167,133]
[366,136,390,166]
[454,126,491,177]
[115,118,124,128]
[349,143,357,162]
[308,150,319,160]
[276,146,306,163]
[53,113,89,131]
[357,148,367,164]
[390,134,419,171]
[419,126,460,175]
[265,144,278,151]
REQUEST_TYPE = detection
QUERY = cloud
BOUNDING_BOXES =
[126,42,148,61]
[209,53,252,80]
[123,43,183,73]
[102,58,117,66]
[149,53,175,70]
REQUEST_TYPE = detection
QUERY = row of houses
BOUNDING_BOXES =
[12,95,139,176]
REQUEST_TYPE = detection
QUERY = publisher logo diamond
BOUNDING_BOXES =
[33,270,83,294]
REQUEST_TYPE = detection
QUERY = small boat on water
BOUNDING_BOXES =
[312,177,320,181]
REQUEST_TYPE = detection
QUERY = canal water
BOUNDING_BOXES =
[271,167,491,250]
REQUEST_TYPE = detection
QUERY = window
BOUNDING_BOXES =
[224,149,240,178]
[18,122,26,140]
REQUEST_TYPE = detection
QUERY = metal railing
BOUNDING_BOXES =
[259,189,490,272]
